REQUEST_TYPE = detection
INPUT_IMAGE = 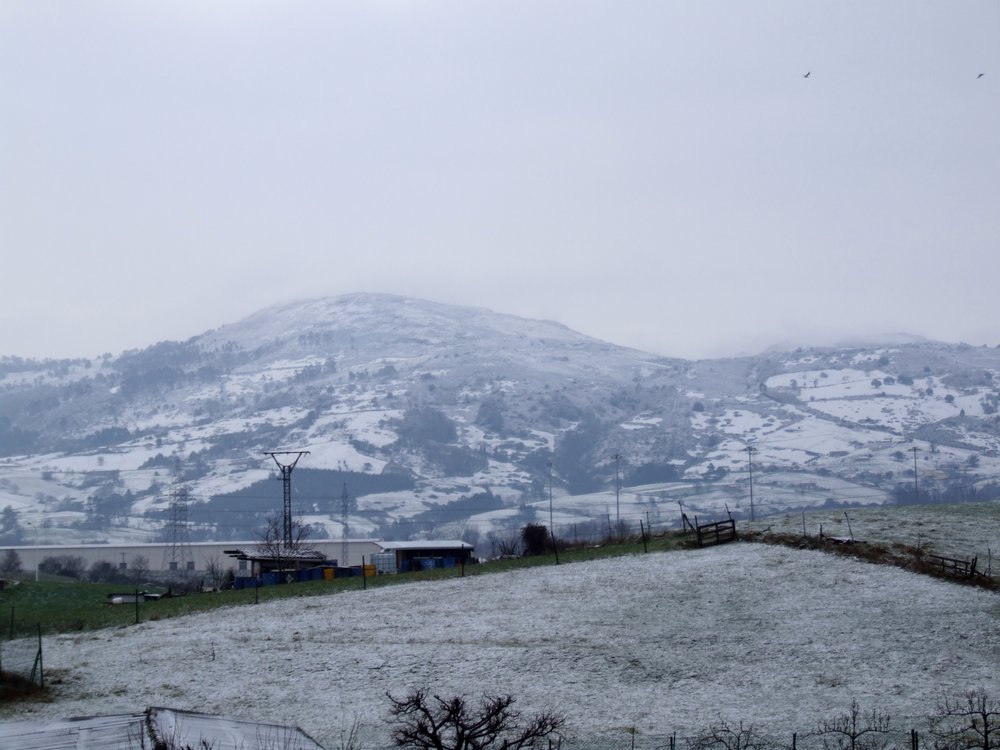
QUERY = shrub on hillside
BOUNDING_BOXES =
[521,523,549,556]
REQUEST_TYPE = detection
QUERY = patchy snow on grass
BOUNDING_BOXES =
[304,440,387,473]
[749,502,1000,562]
[621,414,663,430]
[3,543,996,749]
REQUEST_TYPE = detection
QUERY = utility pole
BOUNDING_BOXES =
[547,460,559,564]
[911,446,919,504]
[25,521,38,582]
[745,445,758,522]
[613,453,621,533]
[340,483,350,567]
[265,451,310,547]
[547,460,554,538]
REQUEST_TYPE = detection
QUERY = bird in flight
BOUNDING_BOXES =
[977,73,985,78]
[803,72,811,78]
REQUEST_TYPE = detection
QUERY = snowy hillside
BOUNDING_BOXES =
[1,544,996,748]
[1,294,1000,547]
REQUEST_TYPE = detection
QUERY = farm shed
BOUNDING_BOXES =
[223,546,331,580]
[374,540,475,573]
[0,705,327,749]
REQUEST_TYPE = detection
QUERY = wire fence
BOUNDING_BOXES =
[558,729,924,750]
[354,728,941,750]
[0,623,44,689]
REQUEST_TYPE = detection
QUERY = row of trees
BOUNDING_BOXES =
[0,551,157,583]
[379,691,1000,750]
[679,693,999,750]
[124,689,999,750]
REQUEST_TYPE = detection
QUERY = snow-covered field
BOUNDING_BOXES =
[750,502,1000,563]
[2,543,998,748]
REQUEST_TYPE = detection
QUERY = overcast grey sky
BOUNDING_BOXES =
[2,1,998,361]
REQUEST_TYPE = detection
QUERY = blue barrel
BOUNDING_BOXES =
[420,558,436,571]
[262,572,281,586]
[443,557,456,568]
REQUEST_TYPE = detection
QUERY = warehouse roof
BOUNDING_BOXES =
[223,547,329,562]
[376,540,473,551]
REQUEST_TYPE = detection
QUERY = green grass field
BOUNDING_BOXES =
[0,533,687,639]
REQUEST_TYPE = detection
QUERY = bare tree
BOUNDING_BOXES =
[487,528,521,558]
[130,554,150,581]
[256,514,313,557]
[386,689,564,750]
[204,555,226,590]
[688,719,772,750]
[1,548,22,573]
[929,690,1000,750]
[813,699,894,750]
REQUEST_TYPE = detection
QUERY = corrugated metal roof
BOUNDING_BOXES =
[0,712,148,750]
[223,547,329,561]
[149,707,327,749]
[376,540,473,551]
[0,707,327,750]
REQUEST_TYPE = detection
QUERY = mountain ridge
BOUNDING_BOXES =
[1,294,998,548]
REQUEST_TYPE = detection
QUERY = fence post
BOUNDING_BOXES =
[911,729,918,750]
[135,588,140,625]
[792,733,796,750]
[362,556,367,591]
[36,623,43,689]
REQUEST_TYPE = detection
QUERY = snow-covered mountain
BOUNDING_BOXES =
[1,293,999,547]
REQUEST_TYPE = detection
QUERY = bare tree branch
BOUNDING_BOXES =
[810,699,894,750]
[688,718,772,750]
[387,690,563,750]
[929,690,1000,750]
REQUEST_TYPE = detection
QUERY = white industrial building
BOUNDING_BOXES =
[2,539,382,576]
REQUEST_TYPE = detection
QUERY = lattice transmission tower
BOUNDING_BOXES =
[162,485,193,575]
[264,450,309,546]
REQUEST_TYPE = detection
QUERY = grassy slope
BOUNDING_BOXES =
[0,534,686,638]
[3,500,997,639]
